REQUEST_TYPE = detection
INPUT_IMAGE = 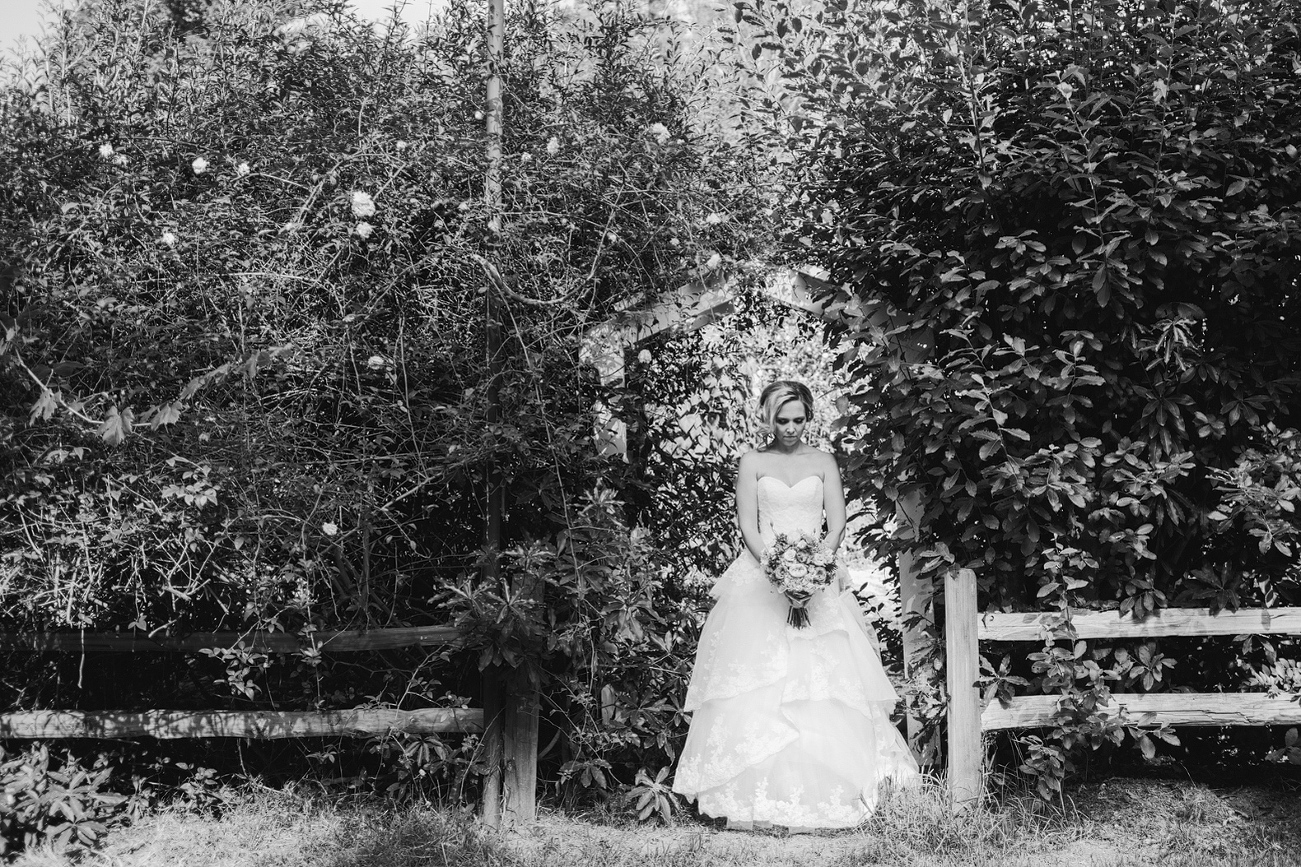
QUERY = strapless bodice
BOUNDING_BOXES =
[757,476,824,546]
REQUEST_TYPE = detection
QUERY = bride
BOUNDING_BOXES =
[672,380,921,829]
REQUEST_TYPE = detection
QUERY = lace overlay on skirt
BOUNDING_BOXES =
[672,476,921,829]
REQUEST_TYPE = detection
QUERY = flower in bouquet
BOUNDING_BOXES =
[761,533,837,628]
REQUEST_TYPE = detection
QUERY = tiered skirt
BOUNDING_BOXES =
[672,554,921,829]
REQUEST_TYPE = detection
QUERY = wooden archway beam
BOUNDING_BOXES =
[579,266,844,460]
[580,266,844,387]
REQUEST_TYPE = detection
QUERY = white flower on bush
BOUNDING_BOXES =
[1056,81,1074,99]
[275,13,330,53]
[546,136,560,156]
[235,161,250,177]
[520,152,532,163]
[160,231,177,247]
[669,237,680,247]
[98,143,114,159]
[351,191,376,218]
[275,13,330,40]
[648,122,670,145]
[367,355,386,370]
[704,212,725,225]
[683,566,711,590]
[704,252,722,271]
[355,221,374,239]
[322,522,339,536]
[191,156,208,175]
[637,349,652,364]
[396,140,408,151]
[474,110,484,121]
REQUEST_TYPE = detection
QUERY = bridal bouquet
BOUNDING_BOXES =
[761,533,836,628]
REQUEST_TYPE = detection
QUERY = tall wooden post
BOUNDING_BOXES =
[480,669,505,826]
[484,0,504,245]
[894,488,934,753]
[480,0,509,828]
[884,319,937,757]
[944,567,981,810]
[479,0,538,826]
[503,668,540,824]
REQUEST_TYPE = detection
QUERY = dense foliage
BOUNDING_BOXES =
[745,0,1301,794]
[15,0,1299,830]
[0,0,774,832]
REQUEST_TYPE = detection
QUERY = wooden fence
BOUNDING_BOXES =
[0,626,537,826]
[944,568,1301,808]
[17,586,1299,820]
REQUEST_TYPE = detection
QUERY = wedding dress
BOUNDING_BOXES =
[672,475,921,829]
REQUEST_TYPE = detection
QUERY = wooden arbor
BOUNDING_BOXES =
[580,265,865,437]
[580,264,942,759]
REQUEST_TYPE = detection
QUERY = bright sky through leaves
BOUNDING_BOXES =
[1,0,449,57]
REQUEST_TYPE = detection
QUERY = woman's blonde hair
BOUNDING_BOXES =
[758,380,814,434]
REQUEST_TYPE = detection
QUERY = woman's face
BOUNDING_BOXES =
[773,399,807,446]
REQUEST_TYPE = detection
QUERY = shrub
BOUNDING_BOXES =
[744,0,1301,794]
[0,0,767,802]
[0,743,127,858]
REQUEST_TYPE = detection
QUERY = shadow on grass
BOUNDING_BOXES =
[303,804,711,867]
[303,807,520,867]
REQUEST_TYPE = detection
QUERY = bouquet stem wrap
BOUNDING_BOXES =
[787,598,811,628]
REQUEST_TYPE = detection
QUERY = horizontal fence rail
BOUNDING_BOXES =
[0,624,474,739]
[0,708,484,740]
[979,607,1301,642]
[972,605,1301,732]
[0,625,461,654]
[944,599,1301,810]
[982,692,1301,730]
[0,618,537,824]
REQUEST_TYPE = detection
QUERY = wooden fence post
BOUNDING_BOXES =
[944,567,981,811]
[502,669,539,826]
[479,0,508,829]
[480,668,505,827]
[894,488,933,754]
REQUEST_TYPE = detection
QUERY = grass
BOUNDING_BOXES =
[10,774,1301,867]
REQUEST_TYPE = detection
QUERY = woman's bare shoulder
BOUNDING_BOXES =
[809,448,841,474]
[803,446,838,463]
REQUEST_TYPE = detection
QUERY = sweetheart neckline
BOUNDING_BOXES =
[757,475,823,489]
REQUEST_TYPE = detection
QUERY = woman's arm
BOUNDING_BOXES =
[736,452,765,562]
[822,453,847,556]
[821,454,849,592]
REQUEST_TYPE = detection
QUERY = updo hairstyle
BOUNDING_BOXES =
[758,380,814,434]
